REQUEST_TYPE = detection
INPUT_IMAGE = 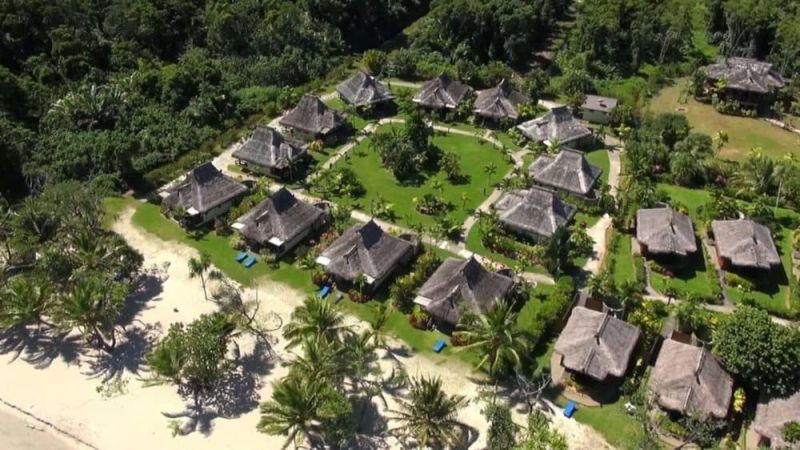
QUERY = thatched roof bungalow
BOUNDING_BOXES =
[494,187,576,241]
[753,390,800,449]
[279,94,348,142]
[161,162,247,227]
[517,106,593,149]
[529,149,602,198]
[232,126,308,178]
[413,74,472,111]
[636,207,697,258]
[473,79,529,122]
[336,71,394,108]
[704,57,787,106]
[711,219,780,271]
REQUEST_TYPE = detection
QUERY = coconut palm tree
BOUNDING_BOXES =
[282,296,351,348]
[455,299,530,378]
[258,376,323,450]
[188,251,212,300]
[57,272,126,352]
[389,375,468,448]
[483,162,498,194]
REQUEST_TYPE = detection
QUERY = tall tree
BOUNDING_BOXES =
[57,272,127,353]
[456,299,530,378]
[282,296,351,348]
[389,375,468,448]
[188,251,212,300]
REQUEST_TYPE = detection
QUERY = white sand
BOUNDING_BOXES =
[0,208,613,450]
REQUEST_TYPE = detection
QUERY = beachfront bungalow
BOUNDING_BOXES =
[552,306,641,399]
[636,207,697,264]
[528,149,602,199]
[703,57,787,109]
[161,162,248,227]
[413,256,516,329]
[472,79,530,123]
[232,188,329,256]
[336,71,394,109]
[710,219,780,272]
[517,106,594,149]
[580,95,618,125]
[315,220,416,291]
[493,186,576,242]
[279,94,348,143]
[753,390,800,449]
[232,126,308,179]
[649,338,733,420]
[412,74,472,112]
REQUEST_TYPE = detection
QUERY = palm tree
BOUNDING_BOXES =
[280,154,304,181]
[0,274,53,328]
[712,130,729,154]
[57,273,126,352]
[483,162,498,194]
[282,296,351,348]
[389,375,468,448]
[460,191,470,209]
[616,281,643,319]
[456,299,530,378]
[188,251,212,300]
[431,178,445,196]
[258,376,323,450]
[737,148,776,196]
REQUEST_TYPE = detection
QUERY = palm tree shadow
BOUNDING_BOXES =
[118,272,165,326]
[353,397,390,450]
[83,323,160,382]
[0,326,83,369]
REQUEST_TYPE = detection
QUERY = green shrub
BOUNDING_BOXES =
[725,272,754,292]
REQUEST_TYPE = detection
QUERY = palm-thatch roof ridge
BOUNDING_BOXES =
[162,162,247,214]
[414,257,516,326]
[649,339,733,419]
[704,57,787,94]
[711,219,781,269]
[494,187,577,239]
[232,126,307,170]
[234,187,326,247]
[317,220,414,283]
[754,390,800,449]
[336,71,394,107]
[413,74,472,110]
[636,207,697,256]
[279,94,347,136]
[554,306,641,381]
[528,149,602,196]
[517,106,592,145]
[473,79,530,120]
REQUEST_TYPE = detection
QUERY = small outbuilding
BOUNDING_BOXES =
[336,71,394,108]
[753,390,800,449]
[648,339,733,420]
[494,186,577,241]
[636,207,697,260]
[517,106,594,149]
[232,126,308,179]
[711,219,781,272]
[316,220,416,291]
[529,149,602,198]
[413,74,472,111]
[161,162,247,227]
[580,95,618,125]
[279,94,348,143]
[473,79,530,123]
[232,188,328,256]
[414,256,516,328]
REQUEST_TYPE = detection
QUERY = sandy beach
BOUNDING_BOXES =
[0,207,613,450]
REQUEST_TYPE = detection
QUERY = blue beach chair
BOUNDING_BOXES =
[318,285,331,299]
[244,256,256,268]
[236,251,248,262]
[563,401,577,418]
[433,338,446,353]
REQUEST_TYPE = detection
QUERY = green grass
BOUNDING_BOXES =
[574,212,601,229]
[585,149,610,187]
[648,246,714,298]
[608,230,637,285]
[648,80,800,160]
[322,97,369,131]
[464,217,550,274]
[496,131,522,151]
[329,125,513,228]
[102,196,140,229]
[556,395,644,450]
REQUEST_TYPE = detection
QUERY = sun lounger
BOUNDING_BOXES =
[318,285,331,299]
[433,338,446,353]
[563,401,577,418]
[236,251,248,262]
[244,256,256,268]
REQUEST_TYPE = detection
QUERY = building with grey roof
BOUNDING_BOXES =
[279,94,348,143]
[636,207,697,258]
[580,95,618,125]
[413,74,472,111]
[529,149,602,198]
[161,162,248,227]
[711,219,781,271]
[473,79,530,122]
[517,106,594,149]
[232,126,308,178]
[336,71,394,108]
[753,390,800,449]
[704,57,787,107]
[494,187,577,241]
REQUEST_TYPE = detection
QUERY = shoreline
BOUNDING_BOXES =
[0,399,88,450]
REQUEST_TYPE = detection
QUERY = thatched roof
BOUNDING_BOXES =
[554,306,641,381]
[711,219,780,269]
[705,57,787,94]
[336,71,394,107]
[529,149,602,196]
[279,94,347,136]
[636,207,697,256]
[318,220,413,283]
[581,95,618,113]
[517,106,593,145]
[473,79,530,120]
[234,188,326,247]
[162,162,247,215]
[232,126,307,170]
[414,257,515,326]
[649,339,733,419]
[494,187,577,239]
[754,390,800,449]
[413,74,472,110]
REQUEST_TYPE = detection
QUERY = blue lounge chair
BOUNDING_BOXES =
[563,401,577,418]
[244,256,256,268]
[318,285,331,299]
[433,338,446,353]
[236,251,248,262]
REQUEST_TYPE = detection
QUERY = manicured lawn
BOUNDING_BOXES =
[608,230,637,285]
[648,80,800,160]
[496,130,522,151]
[648,246,714,298]
[464,217,550,274]
[585,149,610,187]
[574,212,602,229]
[555,395,643,450]
[103,196,139,228]
[322,97,369,131]
[329,124,513,228]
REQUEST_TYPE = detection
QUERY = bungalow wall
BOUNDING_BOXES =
[581,108,611,125]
